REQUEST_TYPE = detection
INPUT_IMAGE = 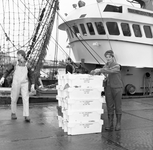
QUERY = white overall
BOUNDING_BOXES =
[11,63,29,117]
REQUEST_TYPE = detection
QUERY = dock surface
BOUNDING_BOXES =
[0,98,153,150]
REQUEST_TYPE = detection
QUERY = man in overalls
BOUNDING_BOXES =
[0,50,35,122]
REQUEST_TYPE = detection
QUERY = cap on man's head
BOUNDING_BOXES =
[104,50,114,57]
[17,50,26,60]
[67,57,72,62]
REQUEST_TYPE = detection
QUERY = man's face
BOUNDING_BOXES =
[66,59,70,64]
[17,54,25,62]
[105,54,113,63]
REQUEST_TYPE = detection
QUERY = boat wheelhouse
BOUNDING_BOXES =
[59,1,153,95]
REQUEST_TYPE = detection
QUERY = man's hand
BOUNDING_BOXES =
[31,84,35,92]
[0,77,5,85]
[90,69,101,75]
[39,85,44,88]
[94,69,101,75]
[90,70,95,75]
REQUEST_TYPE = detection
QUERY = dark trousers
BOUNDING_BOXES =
[105,86,122,115]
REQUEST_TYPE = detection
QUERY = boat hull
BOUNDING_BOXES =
[70,39,153,68]
[59,2,153,95]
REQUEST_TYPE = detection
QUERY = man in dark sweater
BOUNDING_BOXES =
[66,57,74,74]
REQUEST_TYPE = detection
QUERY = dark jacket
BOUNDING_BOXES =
[66,64,73,74]
[3,62,35,84]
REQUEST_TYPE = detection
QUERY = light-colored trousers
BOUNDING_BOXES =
[11,81,29,117]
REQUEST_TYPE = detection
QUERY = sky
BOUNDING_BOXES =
[46,0,138,61]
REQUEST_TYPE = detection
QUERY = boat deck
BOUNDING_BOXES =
[0,97,153,150]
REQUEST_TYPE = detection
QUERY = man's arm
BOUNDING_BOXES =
[38,77,44,88]
[27,68,35,85]
[0,64,15,85]
[3,64,15,78]
[100,64,120,74]
[93,64,120,74]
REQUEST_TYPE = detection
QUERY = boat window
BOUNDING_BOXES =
[66,29,71,39]
[143,25,152,38]
[86,22,95,35]
[132,24,142,37]
[121,23,131,36]
[73,25,80,37]
[69,27,74,38]
[104,5,122,13]
[106,22,120,35]
[80,14,86,18]
[95,22,106,35]
[80,24,87,36]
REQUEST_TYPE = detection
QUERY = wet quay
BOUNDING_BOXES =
[0,97,153,150]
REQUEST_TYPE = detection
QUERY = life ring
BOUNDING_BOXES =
[125,84,136,95]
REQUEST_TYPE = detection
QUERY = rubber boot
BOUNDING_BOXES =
[115,114,121,131]
[11,113,17,120]
[25,116,30,123]
[105,114,114,131]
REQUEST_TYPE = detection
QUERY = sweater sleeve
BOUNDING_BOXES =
[27,67,35,84]
[3,64,15,78]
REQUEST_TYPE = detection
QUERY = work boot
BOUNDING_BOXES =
[25,116,30,123]
[115,114,122,131]
[11,113,17,120]
[105,114,114,131]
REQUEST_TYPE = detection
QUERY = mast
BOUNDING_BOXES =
[53,8,59,74]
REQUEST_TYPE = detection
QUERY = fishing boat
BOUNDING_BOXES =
[59,0,153,96]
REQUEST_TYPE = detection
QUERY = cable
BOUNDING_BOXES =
[51,36,69,58]
[96,1,118,62]
[56,11,105,64]
[0,23,18,50]
[46,0,105,64]
[0,0,41,54]
[97,2,113,50]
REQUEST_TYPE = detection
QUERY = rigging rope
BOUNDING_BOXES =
[0,24,18,50]
[38,0,106,65]
[96,1,116,62]
[0,0,41,55]
[0,0,59,79]
[53,11,59,78]
[56,11,105,65]
[97,2,113,52]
